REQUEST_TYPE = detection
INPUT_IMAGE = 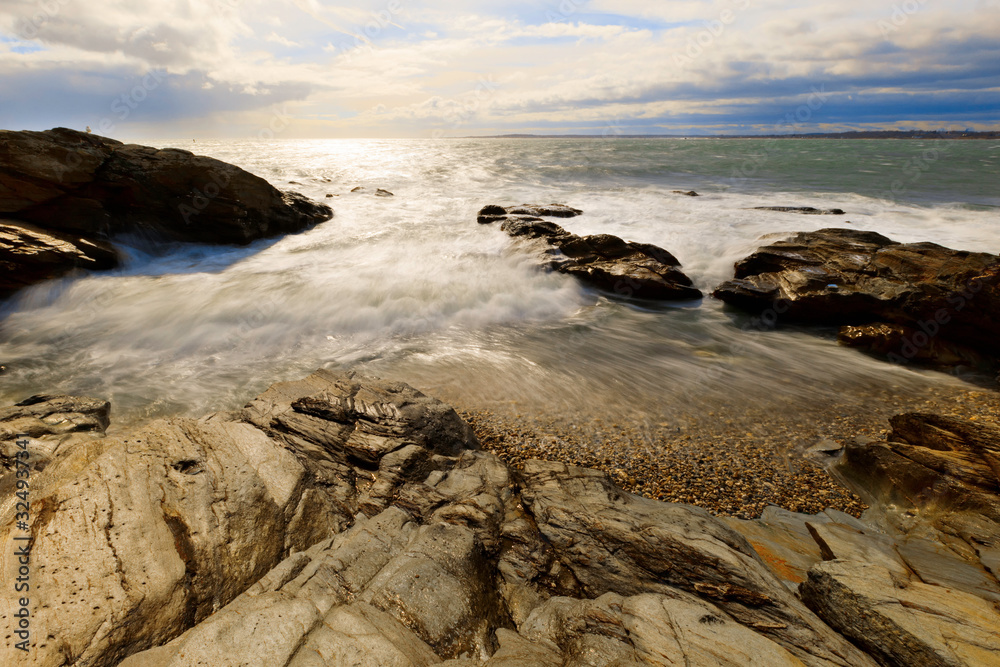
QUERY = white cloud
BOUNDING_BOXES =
[266,32,302,48]
[0,0,996,136]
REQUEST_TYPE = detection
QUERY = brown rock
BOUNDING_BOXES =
[0,128,333,297]
[713,228,1000,367]
[479,204,702,301]
[0,219,119,297]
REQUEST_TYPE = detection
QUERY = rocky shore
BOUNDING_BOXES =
[3,140,1000,665]
[2,370,998,666]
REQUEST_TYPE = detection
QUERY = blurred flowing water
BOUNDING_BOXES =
[1,138,999,428]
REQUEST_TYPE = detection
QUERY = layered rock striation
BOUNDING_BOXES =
[2,370,998,666]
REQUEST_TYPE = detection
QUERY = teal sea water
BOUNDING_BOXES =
[1,138,999,428]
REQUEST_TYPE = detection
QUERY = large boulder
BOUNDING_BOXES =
[712,228,1000,368]
[478,204,702,301]
[0,128,333,296]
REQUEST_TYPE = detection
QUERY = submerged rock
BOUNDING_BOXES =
[752,207,846,215]
[0,127,333,296]
[477,204,702,301]
[838,323,988,369]
[713,228,1000,369]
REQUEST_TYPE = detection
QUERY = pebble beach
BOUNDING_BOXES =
[460,381,999,519]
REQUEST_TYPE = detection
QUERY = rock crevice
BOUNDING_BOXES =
[2,371,999,666]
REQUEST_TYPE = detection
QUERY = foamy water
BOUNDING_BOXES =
[1,138,998,426]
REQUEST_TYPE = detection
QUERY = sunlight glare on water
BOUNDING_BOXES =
[1,138,998,426]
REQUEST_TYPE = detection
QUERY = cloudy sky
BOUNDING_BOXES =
[0,0,998,138]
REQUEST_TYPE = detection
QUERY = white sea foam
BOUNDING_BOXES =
[1,138,997,424]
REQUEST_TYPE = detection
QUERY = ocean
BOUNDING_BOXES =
[2,137,999,434]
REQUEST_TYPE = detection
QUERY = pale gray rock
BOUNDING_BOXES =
[6,370,1000,667]
[519,592,805,666]
[801,560,1000,667]
[509,461,876,666]
[895,533,1000,603]
[805,521,910,576]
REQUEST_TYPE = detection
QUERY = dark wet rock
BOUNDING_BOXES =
[350,186,365,192]
[477,203,580,224]
[0,128,333,296]
[1,128,332,243]
[753,207,846,215]
[89,143,332,244]
[838,323,989,369]
[7,371,1000,666]
[673,190,700,196]
[375,188,394,197]
[478,204,702,301]
[0,219,119,297]
[713,228,1000,367]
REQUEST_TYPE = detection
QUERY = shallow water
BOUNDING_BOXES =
[2,138,999,428]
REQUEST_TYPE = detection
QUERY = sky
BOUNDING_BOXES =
[0,0,998,139]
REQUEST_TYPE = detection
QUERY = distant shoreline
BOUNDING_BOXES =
[467,130,1000,140]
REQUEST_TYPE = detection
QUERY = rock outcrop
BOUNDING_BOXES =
[713,228,1000,369]
[0,128,333,296]
[2,370,999,666]
[0,394,111,475]
[478,204,703,301]
[752,207,846,215]
[0,219,119,297]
